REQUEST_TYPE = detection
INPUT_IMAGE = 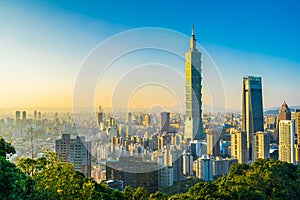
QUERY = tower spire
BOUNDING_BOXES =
[192,24,195,36]
[190,25,197,51]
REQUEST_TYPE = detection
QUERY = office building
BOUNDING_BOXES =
[242,76,264,160]
[160,111,170,132]
[207,128,221,156]
[159,166,174,187]
[195,154,213,181]
[185,26,204,140]
[182,150,193,176]
[15,111,21,128]
[144,114,151,126]
[277,101,291,128]
[106,156,158,193]
[231,131,247,163]
[212,157,238,178]
[295,109,300,144]
[252,131,270,161]
[279,120,295,164]
[295,109,300,165]
[55,134,92,177]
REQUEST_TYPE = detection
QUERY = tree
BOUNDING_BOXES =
[0,136,16,158]
[148,191,168,200]
[0,157,26,199]
[123,186,134,200]
[133,187,148,200]
[16,156,47,175]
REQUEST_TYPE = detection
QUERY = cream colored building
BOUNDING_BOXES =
[252,131,270,161]
[279,120,295,164]
[230,131,247,163]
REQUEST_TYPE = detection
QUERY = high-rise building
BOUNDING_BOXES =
[206,128,221,156]
[195,154,213,181]
[182,150,193,176]
[55,134,92,177]
[127,112,132,124]
[34,110,37,121]
[251,131,270,161]
[97,106,104,128]
[106,156,158,193]
[160,111,170,132]
[22,111,26,120]
[295,109,300,165]
[15,111,21,128]
[38,111,42,120]
[294,109,300,144]
[159,166,174,187]
[242,76,264,160]
[231,131,247,163]
[185,26,204,140]
[277,101,291,128]
[212,157,238,178]
[144,114,151,126]
[190,140,205,158]
[279,120,295,164]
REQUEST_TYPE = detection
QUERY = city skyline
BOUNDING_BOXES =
[0,1,299,110]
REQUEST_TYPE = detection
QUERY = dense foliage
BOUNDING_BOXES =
[159,178,202,196]
[1,136,300,200]
[169,159,300,200]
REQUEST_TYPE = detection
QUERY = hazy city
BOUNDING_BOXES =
[0,1,300,200]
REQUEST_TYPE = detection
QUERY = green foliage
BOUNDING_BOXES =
[159,178,202,196]
[0,157,26,199]
[148,191,167,200]
[2,136,300,200]
[0,136,16,158]
[16,156,47,175]
[166,159,300,200]
[133,187,148,200]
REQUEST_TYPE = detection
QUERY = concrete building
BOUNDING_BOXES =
[55,134,92,177]
[252,131,270,161]
[182,150,193,176]
[185,26,204,140]
[279,120,295,164]
[206,128,221,156]
[277,101,291,128]
[106,156,158,193]
[195,154,213,181]
[160,111,170,132]
[15,111,21,128]
[242,76,264,161]
[159,166,174,187]
[212,157,238,178]
[231,131,247,163]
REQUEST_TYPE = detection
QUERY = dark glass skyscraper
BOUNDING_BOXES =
[242,76,264,161]
[185,26,204,140]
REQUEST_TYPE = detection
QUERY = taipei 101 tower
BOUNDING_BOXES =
[184,26,204,140]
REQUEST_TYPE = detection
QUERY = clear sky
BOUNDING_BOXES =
[0,0,299,111]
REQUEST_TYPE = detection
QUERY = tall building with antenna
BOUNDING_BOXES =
[184,26,204,140]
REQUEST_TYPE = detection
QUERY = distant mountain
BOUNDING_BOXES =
[264,106,300,115]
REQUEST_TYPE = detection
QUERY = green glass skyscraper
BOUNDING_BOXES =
[242,76,264,161]
[185,26,204,140]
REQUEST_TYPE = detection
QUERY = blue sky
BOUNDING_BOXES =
[0,0,299,110]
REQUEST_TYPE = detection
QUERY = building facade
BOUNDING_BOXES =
[196,154,213,181]
[185,26,204,140]
[160,111,170,133]
[279,120,295,164]
[55,134,92,177]
[106,156,158,193]
[231,131,247,163]
[242,76,264,161]
[251,131,270,161]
